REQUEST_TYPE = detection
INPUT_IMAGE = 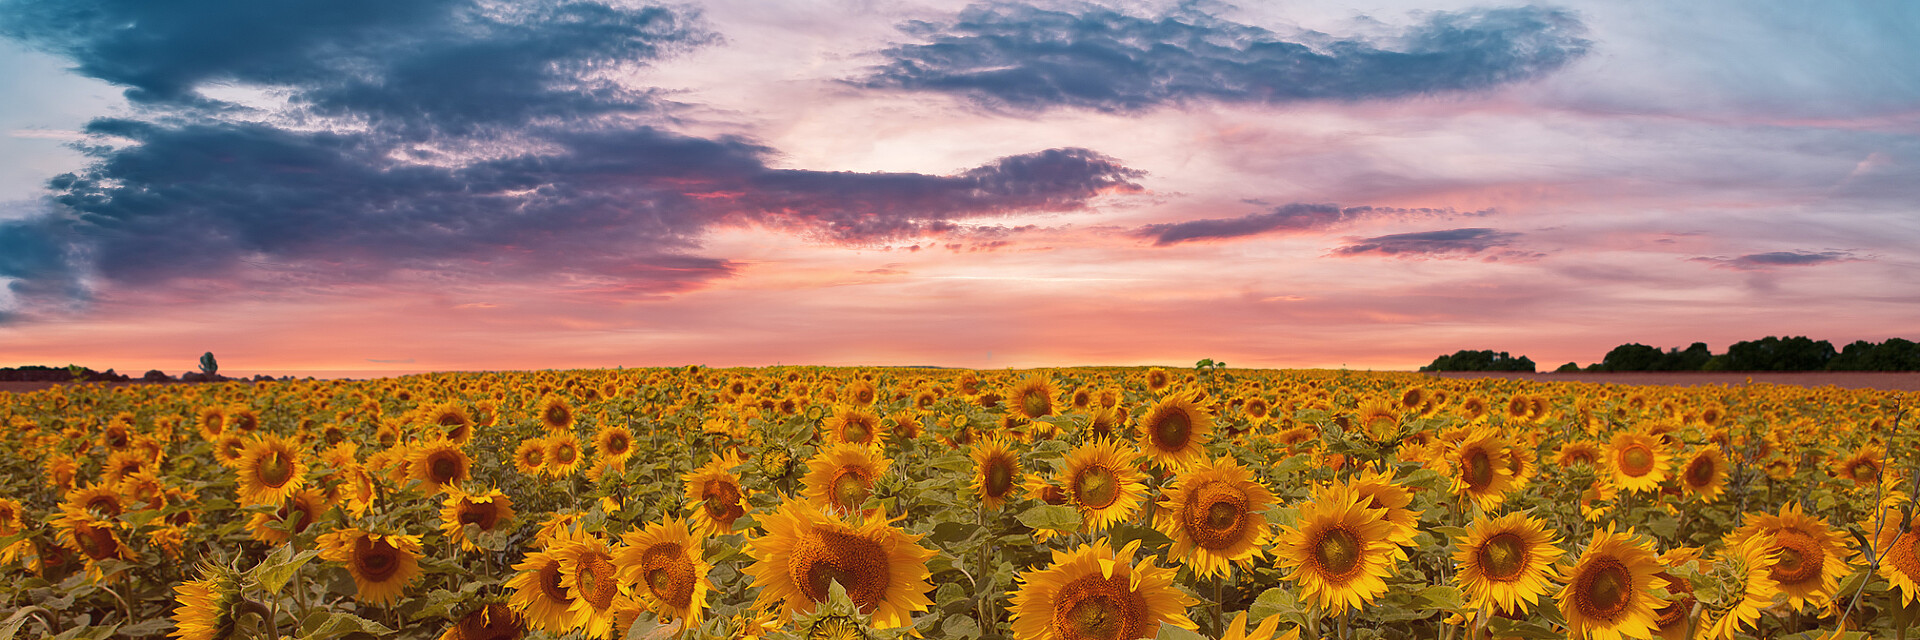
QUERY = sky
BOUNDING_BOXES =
[1,0,1917,376]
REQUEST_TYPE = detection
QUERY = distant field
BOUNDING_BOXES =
[1425,370,1920,391]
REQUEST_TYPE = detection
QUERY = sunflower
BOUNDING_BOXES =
[247,488,327,546]
[1728,501,1853,611]
[1832,445,1883,487]
[543,433,583,478]
[514,438,548,476]
[684,451,751,536]
[593,423,636,472]
[1701,533,1779,640]
[1007,538,1196,640]
[1135,393,1213,470]
[1557,525,1666,640]
[615,516,713,627]
[43,453,80,490]
[0,498,27,565]
[1219,611,1299,640]
[1060,438,1147,535]
[66,483,125,518]
[1606,431,1671,495]
[197,406,227,441]
[234,433,309,506]
[170,565,239,640]
[1453,512,1564,616]
[438,602,525,640]
[1006,375,1058,422]
[442,488,517,552]
[1275,485,1398,615]
[538,395,576,433]
[1144,368,1172,392]
[507,539,579,635]
[744,500,936,629]
[802,443,892,514]
[1678,447,1727,502]
[1354,399,1400,440]
[1874,507,1920,605]
[552,533,630,639]
[1446,428,1515,513]
[971,436,1022,511]
[316,527,424,606]
[426,402,476,445]
[824,406,888,447]
[409,439,472,494]
[1154,455,1276,579]
[53,507,137,576]
[1342,470,1422,559]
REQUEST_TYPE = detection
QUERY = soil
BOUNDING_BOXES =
[1424,370,1920,391]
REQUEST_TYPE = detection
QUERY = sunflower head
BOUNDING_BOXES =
[1452,512,1564,616]
[744,501,935,629]
[1135,393,1214,470]
[1557,525,1667,640]
[685,452,751,535]
[1606,430,1672,494]
[616,517,713,626]
[171,563,241,640]
[438,602,525,640]
[1006,375,1058,422]
[409,439,472,494]
[317,527,424,606]
[441,488,517,552]
[538,395,575,432]
[235,434,309,506]
[1060,438,1147,535]
[825,406,887,447]
[1154,455,1276,579]
[1007,539,1196,640]
[1445,428,1515,513]
[1729,502,1853,612]
[971,436,1022,511]
[802,444,892,515]
[1275,485,1397,615]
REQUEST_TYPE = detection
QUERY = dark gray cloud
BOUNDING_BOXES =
[1692,250,1861,271]
[858,3,1589,112]
[1331,227,1521,257]
[1134,203,1477,246]
[0,0,1144,320]
[1,0,707,136]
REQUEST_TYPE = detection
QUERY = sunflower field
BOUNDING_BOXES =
[0,366,1916,640]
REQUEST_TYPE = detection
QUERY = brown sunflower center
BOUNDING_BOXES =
[1770,529,1823,586]
[1573,558,1633,621]
[1040,484,1069,506]
[261,450,297,488]
[1073,466,1120,510]
[575,552,619,609]
[1850,461,1879,484]
[790,529,889,611]
[983,457,1015,499]
[456,603,523,640]
[544,404,571,428]
[1477,533,1529,581]
[1619,444,1655,477]
[353,536,402,582]
[1021,390,1052,419]
[1312,526,1363,580]
[552,442,578,465]
[641,543,696,609]
[1183,482,1249,550]
[537,559,573,604]
[522,447,545,468]
[703,479,746,524]
[828,469,872,512]
[606,433,630,455]
[1053,573,1146,640]
[1151,410,1192,451]
[85,495,122,518]
[844,418,873,444]
[429,453,462,484]
[1464,448,1496,491]
[458,500,501,530]
[1685,455,1715,487]
[1888,527,1920,580]
[74,523,119,560]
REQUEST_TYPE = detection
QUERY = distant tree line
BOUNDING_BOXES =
[1419,350,1537,372]
[1423,336,1920,373]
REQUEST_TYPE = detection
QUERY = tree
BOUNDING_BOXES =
[1595,344,1662,371]
[1724,336,1834,371]
[199,352,219,377]
[1420,349,1536,372]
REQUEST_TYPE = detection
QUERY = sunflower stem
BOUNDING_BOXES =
[1211,573,1224,635]
[977,499,995,634]
[1338,608,1351,640]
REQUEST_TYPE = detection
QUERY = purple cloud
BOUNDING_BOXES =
[1331,228,1522,257]
[1692,250,1862,271]
[1134,203,1482,246]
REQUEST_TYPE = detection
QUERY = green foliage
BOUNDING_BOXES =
[199,352,219,376]
[1419,349,1535,372]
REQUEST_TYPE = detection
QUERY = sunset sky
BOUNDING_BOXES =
[2,0,1916,376]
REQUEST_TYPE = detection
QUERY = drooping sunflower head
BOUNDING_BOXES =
[316,527,424,607]
[1833,445,1883,487]
[971,435,1022,511]
[615,516,713,626]
[1452,512,1564,616]
[1135,393,1214,470]
[802,443,892,515]
[1343,469,1423,557]
[1276,485,1397,615]
[1007,539,1197,640]
[438,602,525,640]
[247,488,328,546]
[235,433,309,506]
[1006,375,1058,422]
[1154,455,1276,579]
[408,439,472,494]
[1554,441,1602,469]
[170,563,241,640]
[744,501,936,629]
[1606,430,1672,494]
[1060,438,1147,535]
[1557,525,1666,640]
[825,406,888,447]
[1699,533,1780,640]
